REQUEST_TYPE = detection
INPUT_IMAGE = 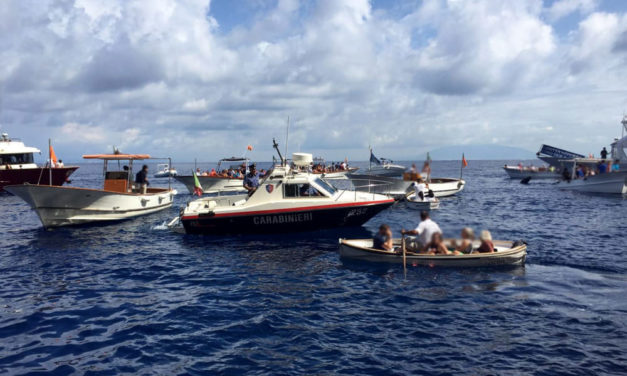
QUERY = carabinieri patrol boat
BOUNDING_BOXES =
[179,151,395,235]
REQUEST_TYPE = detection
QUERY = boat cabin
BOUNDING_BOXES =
[83,153,170,194]
[0,133,40,170]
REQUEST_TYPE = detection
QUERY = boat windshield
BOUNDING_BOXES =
[313,177,337,196]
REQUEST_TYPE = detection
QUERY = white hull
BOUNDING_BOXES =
[5,185,176,228]
[405,194,440,210]
[503,166,560,179]
[347,175,465,198]
[175,176,245,194]
[556,172,627,194]
[428,179,466,197]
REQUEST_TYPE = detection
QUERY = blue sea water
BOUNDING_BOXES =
[1,160,626,375]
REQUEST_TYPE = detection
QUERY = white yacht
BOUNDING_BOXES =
[175,157,248,194]
[5,153,176,228]
[154,163,178,178]
[0,133,78,191]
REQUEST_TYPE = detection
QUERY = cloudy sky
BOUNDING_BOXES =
[1,0,627,162]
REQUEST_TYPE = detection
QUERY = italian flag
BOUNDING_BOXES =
[192,170,203,196]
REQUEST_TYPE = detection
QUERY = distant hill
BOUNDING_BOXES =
[428,144,536,160]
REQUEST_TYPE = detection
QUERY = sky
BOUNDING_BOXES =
[1,0,627,162]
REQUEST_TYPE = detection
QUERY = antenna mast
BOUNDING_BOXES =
[285,116,290,165]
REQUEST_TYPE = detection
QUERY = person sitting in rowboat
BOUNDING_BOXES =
[425,232,456,255]
[455,227,475,254]
[400,210,441,253]
[477,230,495,253]
[373,224,394,252]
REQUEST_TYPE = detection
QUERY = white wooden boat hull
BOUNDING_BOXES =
[428,179,465,197]
[339,239,526,267]
[556,172,627,194]
[503,166,560,179]
[405,194,440,210]
[4,184,176,228]
[175,175,245,194]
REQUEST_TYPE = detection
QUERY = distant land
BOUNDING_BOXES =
[428,144,536,160]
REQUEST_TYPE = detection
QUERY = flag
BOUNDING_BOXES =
[49,145,58,167]
[462,154,468,168]
[369,150,381,165]
[247,145,253,151]
[426,152,432,164]
[192,170,203,196]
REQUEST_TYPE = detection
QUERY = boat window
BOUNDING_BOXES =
[313,178,336,195]
[283,183,325,198]
[0,153,34,165]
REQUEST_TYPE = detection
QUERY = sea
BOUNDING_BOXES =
[1,160,625,375]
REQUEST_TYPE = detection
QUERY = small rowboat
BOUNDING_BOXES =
[405,192,440,210]
[339,238,526,267]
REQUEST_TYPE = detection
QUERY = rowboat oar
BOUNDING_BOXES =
[401,234,407,272]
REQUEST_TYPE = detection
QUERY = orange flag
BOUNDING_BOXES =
[49,145,58,166]
[247,145,253,151]
[462,154,468,168]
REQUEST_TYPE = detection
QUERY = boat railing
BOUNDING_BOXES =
[334,177,397,201]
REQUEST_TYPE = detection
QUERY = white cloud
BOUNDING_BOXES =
[546,0,598,21]
[1,0,627,162]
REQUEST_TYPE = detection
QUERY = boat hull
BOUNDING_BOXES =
[181,201,395,235]
[503,166,559,179]
[0,167,78,191]
[4,184,176,228]
[175,175,244,194]
[339,239,526,267]
[556,172,627,194]
[347,175,465,198]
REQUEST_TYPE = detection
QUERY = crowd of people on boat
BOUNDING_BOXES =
[310,161,349,173]
[374,211,495,255]
[195,165,268,179]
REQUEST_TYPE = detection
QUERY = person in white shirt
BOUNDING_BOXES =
[401,211,442,252]
[411,179,426,201]
[56,159,64,167]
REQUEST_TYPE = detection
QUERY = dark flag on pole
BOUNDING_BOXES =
[370,150,381,165]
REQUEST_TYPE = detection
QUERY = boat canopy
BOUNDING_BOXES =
[83,154,151,160]
[219,157,248,162]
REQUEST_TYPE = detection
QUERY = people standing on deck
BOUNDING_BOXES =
[57,160,64,167]
[612,160,620,172]
[135,165,149,194]
[601,147,608,160]
[410,164,417,174]
[243,164,260,195]
[400,210,441,253]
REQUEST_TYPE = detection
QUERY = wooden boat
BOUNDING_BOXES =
[339,238,527,267]
[5,153,176,228]
[404,191,440,210]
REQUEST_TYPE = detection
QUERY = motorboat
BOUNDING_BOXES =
[339,238,527,267]
[179,150,395,235]
[5,153,176,228]
[364,149,406,177]
[555,116,627,194]
[0,133,78,191]
[154,163,177,178]
[503,164,560,179]
[346,173,465,198]
[309,157,358,179]
[404,191,440,210]
[175,157,248,194]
